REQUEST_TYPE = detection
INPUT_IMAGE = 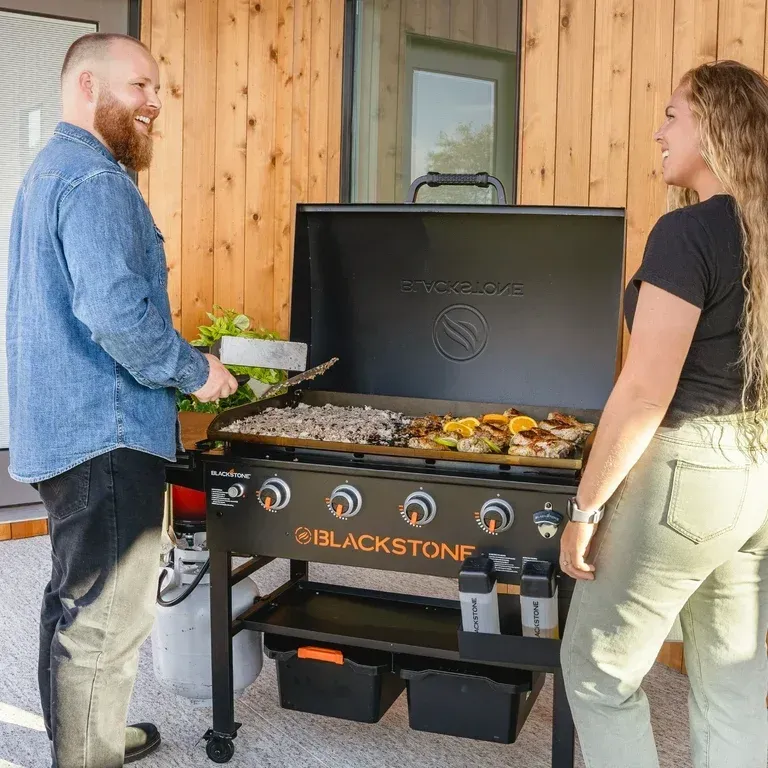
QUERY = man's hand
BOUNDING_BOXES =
[191,354,239,403]
[559,521,598,581]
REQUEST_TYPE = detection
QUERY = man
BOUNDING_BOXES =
[6,33,237,767]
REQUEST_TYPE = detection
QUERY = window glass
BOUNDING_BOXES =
[349,0,520,205]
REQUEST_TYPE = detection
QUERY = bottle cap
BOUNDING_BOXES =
[520,559,556,599]
[458,555,498,594]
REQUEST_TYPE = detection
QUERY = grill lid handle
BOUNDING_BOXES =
[405,172,507,204]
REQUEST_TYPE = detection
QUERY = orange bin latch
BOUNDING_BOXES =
[297,646,345,665]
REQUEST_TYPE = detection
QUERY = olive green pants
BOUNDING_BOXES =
[561,415,768,768]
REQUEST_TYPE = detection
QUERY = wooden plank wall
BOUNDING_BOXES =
[138,0,345,339]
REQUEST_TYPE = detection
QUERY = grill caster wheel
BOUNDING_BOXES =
[206,736,235,763]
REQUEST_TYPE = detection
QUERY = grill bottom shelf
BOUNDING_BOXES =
[241,581,462,659]
[239,580,564,670]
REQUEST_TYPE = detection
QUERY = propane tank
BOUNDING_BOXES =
[151,531,263,702]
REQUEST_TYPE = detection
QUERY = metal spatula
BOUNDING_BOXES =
[258,357,339,399]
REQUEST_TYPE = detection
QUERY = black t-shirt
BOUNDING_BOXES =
[623,194,746,425]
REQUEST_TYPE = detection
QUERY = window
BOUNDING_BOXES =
[347,0,521,205]
[0,0,134,510]
[0,10,96,457]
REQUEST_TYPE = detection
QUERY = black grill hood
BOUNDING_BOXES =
[289,204,626,412]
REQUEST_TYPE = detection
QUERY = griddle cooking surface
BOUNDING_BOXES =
[208,390,597,471]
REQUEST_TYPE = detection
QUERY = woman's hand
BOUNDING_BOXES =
[559,521,597,580]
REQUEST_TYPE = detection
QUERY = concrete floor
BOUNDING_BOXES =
[0,536,695,768]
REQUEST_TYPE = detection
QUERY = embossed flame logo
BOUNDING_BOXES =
[295,527,313,545]
[433,304,489,362]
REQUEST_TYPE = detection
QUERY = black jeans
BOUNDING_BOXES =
[36,449,166,768]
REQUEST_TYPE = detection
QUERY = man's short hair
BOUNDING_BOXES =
[61,33,149,81]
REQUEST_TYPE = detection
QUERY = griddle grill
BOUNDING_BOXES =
[171,191,626,766]
[208,389,598,472]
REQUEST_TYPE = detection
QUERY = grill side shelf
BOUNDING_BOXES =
[236,580,565,672]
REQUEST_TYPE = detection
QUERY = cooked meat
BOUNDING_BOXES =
[509,428,574,459]
[538,419,588,444]
[476,423,510,449]
[456,437,492,454]
[503,408,522,419]
[508,442,573,459]
[511,427,556,444]
[548,412,595,433]
[505,444,539,457]
[222,403,407,445]
[408,436,449,451]
[541,413,595,444]
[405,414,444,437]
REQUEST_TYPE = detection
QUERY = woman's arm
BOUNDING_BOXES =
[559,282,701,580]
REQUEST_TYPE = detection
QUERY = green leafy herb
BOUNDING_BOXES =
[177,306,286,415]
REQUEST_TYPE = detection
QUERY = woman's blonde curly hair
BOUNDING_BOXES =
[668,60,768,452]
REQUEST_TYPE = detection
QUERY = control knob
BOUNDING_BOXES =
[257,478,291,511]
[478,499,514,534]
[401,492,437,527]
[227,483,246,499]
[327,485,363,519]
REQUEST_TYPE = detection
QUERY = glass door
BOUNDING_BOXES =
[402,37,517,204]
[0,0,137,511]
[348,0,521,205]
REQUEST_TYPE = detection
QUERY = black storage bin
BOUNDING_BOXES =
[263,634,405,723]
[398,657,545,744]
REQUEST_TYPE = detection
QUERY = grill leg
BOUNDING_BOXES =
[290,558,308,581]
[208,549,237,738]
[552,669,575,768]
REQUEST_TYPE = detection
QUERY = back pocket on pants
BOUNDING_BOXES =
[38,462,91,521]
[666,459,748,544]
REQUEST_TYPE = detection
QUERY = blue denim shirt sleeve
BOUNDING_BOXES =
[58,170,209,394]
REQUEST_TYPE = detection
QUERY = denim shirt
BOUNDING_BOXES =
[6,122,209,483]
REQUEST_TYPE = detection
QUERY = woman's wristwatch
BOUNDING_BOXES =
[567,497,605,524]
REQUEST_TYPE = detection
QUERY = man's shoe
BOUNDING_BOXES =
[124,723,161,764]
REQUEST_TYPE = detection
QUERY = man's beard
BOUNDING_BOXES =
[93,88,153,172]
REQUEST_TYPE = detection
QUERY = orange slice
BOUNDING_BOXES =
[482,413,509,426]
[443,421,474,438]
[508,415,538,434]
[458,417,481,428]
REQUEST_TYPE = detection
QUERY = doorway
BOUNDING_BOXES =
[0,0,139,518]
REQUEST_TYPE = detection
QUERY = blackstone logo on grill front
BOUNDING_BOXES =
[295,527,313,545]
[211,469,252,479]
[433,304,488,362]
[294,526,476,562]
[400,280,523,297]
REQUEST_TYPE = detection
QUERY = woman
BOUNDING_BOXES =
[559,60,768,768]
